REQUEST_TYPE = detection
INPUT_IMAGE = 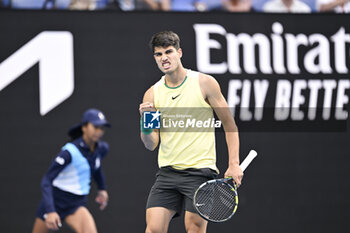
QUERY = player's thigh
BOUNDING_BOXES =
[184,211,207,233]
[31,218,49,233]
[146,207,176,233]
[65,206,97,233]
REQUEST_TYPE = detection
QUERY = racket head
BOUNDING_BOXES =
[193,178,238,222]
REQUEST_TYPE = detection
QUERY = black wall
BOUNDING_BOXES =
[0,10,349,233]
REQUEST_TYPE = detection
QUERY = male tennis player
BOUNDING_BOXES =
[139,31,243,233]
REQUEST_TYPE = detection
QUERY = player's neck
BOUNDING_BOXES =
[164,67,187,87]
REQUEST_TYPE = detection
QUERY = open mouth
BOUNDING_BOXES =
[162,62,171,69]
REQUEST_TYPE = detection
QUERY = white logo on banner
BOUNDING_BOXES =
[194,23,350,75]
[194,23,350,121]
[0,31,74,116]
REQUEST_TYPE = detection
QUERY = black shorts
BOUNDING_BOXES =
[36,187,87,221]
[146,166,218,217]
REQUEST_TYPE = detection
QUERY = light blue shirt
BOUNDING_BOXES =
[52,143,91,195]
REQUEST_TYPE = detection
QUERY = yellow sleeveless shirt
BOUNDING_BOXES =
[153,69,218,171]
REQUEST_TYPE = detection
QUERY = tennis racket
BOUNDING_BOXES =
[193,150,258,222]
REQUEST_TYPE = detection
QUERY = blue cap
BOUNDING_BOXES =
[68,108,111,138]
[81,108,111,127]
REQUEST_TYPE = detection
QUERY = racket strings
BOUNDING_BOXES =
[214,184,236,220]
[195,182,237,222]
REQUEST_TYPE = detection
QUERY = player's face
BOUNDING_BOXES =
[82,123,105,143]
[153,46,182,74]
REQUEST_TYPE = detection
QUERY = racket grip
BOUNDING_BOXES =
[222,177,233,182]
[240,150,258,172]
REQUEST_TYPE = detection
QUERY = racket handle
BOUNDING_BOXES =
[240,150,258,172]
[221,177,233,182]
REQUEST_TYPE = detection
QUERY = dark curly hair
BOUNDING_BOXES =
[149,31,180,51]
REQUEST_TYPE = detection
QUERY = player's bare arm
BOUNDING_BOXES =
[139,86,160,151]
[199,73,243,186]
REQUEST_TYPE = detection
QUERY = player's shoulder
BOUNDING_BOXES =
[145,84,155,94]
[147,75,164,90]
[197,72,218,86]
[197,71,221,97]
[143,85,155,102]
